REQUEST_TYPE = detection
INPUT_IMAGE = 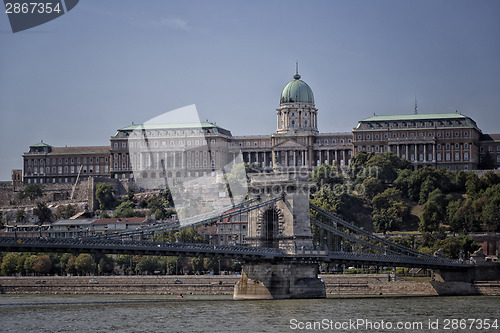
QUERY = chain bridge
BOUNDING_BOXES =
[0,173,473,299]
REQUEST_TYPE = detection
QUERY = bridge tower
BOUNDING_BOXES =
[234,172,326,299]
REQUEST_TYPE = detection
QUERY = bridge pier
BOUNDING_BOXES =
[234,262,326,300]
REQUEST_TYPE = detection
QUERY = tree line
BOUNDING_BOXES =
[0,252,239,276]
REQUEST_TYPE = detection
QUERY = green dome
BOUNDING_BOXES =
[280,73,315,104]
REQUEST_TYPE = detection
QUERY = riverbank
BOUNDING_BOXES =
[1,274,499,296]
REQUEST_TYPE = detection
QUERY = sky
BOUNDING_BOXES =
[0,0,499,181]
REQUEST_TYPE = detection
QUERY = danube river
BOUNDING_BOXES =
[0,294,498,332]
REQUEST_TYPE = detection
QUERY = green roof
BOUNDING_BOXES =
[360,113,468,122]
[280,73,314,104]
[30,142,52,148]
[118,122,228,132]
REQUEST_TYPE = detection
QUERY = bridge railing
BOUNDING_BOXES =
[310,203,437,259]
[0,236,284,256]
[102,195,283,240]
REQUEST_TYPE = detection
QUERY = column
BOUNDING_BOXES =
[424,144,427,162]
[302,150,305,166]
[285,150,288,166]
[405,145,409,160]
[432,144,436,162]
[396,145,400,157]
[326,150,330,165]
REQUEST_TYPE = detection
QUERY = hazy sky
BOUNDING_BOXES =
[1,0,499,180]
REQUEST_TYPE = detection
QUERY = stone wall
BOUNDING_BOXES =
[1,274,498,296]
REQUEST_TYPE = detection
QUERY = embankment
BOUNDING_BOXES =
[0,274,498,296]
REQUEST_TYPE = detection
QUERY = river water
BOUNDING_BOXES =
[0,294,498,332]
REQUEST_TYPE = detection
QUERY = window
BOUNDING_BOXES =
[455,153,460,161]
[464,153,469,161]
[464,131,468,137]
[446,153,451,161]
[114,162,118,169]
[122,142,126,148]
[366,134,370,139]
[446,144,450,150]
[114,143,118,148]
[488,146,493,152]
[455,132,459,137]
[446,132,450,137]
[437,144,441,149]
[375,134,379,139]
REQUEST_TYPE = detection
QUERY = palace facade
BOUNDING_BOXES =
[21,71,500,184]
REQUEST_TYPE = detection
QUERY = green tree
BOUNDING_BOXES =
[66,256,77,275]
[98,255,115,275]
[114,200,136,218]
[371,188,409,234]
[419,201,444,233]
[362,177,385,201]
[23,254,39,275]
[433,235,480,259]
[1,253,19,275]
[17,184,44,202]
[33,202,53,223]
[135,256,159,274]
[310,164,344,190]
[75,254,95,275]
[54,204,77,220]
[15,209,26,223]
[95,183,115,210]
[191,257,204,274]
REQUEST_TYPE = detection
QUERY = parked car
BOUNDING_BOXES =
[88,279,99,284]
[173,279,182,284]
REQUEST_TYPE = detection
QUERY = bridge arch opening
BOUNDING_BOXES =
[262,206,279,248]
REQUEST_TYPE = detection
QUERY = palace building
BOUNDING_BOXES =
[21,71,500,184]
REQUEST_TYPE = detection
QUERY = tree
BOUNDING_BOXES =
[33,255,52,275]
[114,200,136,218]
[98,255,115,275]
[33,202,53,223]
[23,255,39,275]
[135,256,159,275]
[433,235,480,259]
[191,257,204,274]
[371,188,409,234]
[17,184,44,202]
[66,256,77,275]
[54,204,77,220]
[362,177,385,201]
[1,253,19,275]
[15,209,26,223]
[95,183,115,210]
[419,201,444,233]
[310,164,344,190]
[75,254,95,275]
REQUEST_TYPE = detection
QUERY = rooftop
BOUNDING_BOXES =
[118,122,229,132]
[359,113,469,122]
[93,217,146,225]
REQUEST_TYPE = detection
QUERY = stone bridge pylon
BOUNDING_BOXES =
[234,172,326,299]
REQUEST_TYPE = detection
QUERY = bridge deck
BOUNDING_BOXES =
[0,237,470,269]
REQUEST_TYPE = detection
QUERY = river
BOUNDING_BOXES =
[0,294,498,332]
